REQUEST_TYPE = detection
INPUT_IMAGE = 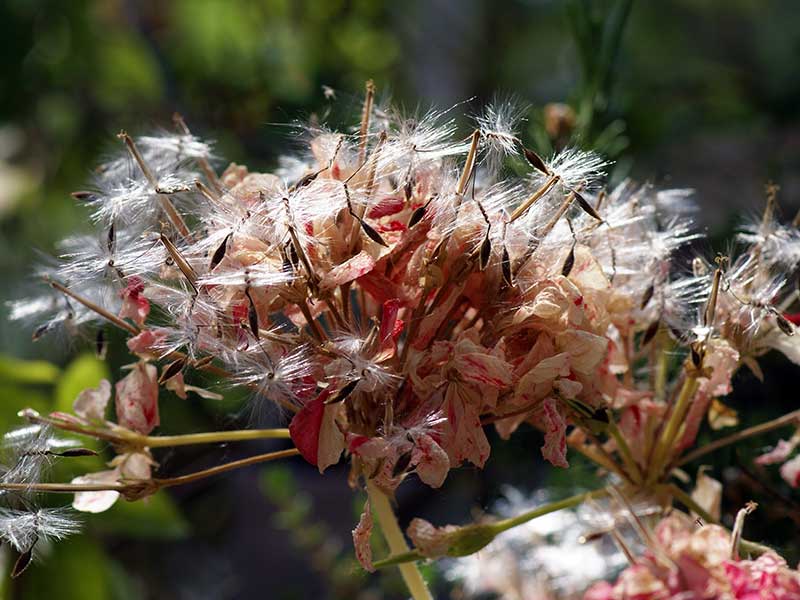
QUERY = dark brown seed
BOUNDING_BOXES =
[668,326,684,341]
[573,190,603,221]
[360,220,388,247]
[590,408,610,424]
[392,450,413,478]
[32,323,50,341]
[479,234,492,270]
[95,329,107,360]
[12,546,35,578]
[523,147,550,175]
[408,205,426,228]
[193,355,215,369]
[561,244,576,277]
[53,448,98,458]
[293,171,318,190]
[287,241,299,268]
[642,320,660,346]
[281,252,293,274]
[580,531,605,543]
[404,178,414,200]
[107,223,115,254]
[776,313,795,336]
[325,379,359,404]
[159,358,186,384]
[71,190,95,201]
[501,246,513,286]
[209,232,233,271]
[690,343,703,368]
[248,301,260,340]
[640,284,655,310]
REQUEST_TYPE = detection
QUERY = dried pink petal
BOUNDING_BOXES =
[411,432,450,488]
[319,251,376,292]
[779,454,800,488]
[115,362,160,434]
[71,470,121,513]
[541,397,568,468]
[126,329,167,356]
[352,500,374,572]
[406,518,458,559]
[755,438,797,466]
[443,385,490,468]
[119,276,150,326]
[112,451,154,480]
[73,379,111,422]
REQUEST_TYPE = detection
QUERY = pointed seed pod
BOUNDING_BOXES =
[325,379,359,404]
[392,449,414,478]
[360,219,388,247]
[159,357,187,384]
[641,283,655,310]
[70,190,95,201]
[107,223,116,254]
[53,448,98,458]
[642,320,660,346]
[561,244,576,277]
[775,312,795,336]
[248,301,260,341]
[501,246,513,286]
[479,234,492,271]
[522,146,550,175]
[32,323,50,341]
[12,544,35,578]
[573,190,603,221]
[690,343,703,368]
[408,205,426,228]
[209,232,233,271]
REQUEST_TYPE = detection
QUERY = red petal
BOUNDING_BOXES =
[288,388,332,467]
[367,195,406,219]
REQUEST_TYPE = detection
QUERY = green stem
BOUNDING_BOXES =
[665,483,714,524]
[493,489,607,533]
[366,481,432,600]
[607,421,643,485]
[647,375,698,485]
[373,489,607,570]
[135,429,291,448]
[21,411,290,449]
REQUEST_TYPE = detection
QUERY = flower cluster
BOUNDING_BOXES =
[584,511,800,600]
[6,85,800,596]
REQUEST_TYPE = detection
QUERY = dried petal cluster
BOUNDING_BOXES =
[7,90,800,592]
[584,512,800,600]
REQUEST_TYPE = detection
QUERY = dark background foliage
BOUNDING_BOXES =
[1,1,799,598]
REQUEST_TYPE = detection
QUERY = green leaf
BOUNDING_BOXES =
[20,536,111,600]
[0,354,60,384]
[91,491,190,540]
[54,354,110,414]
[0,384,50,433]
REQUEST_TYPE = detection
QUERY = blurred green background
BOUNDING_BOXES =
[1,0,800,598]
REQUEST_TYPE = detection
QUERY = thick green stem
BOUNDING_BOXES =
[366,481,432,600]
[132,429,291,448]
